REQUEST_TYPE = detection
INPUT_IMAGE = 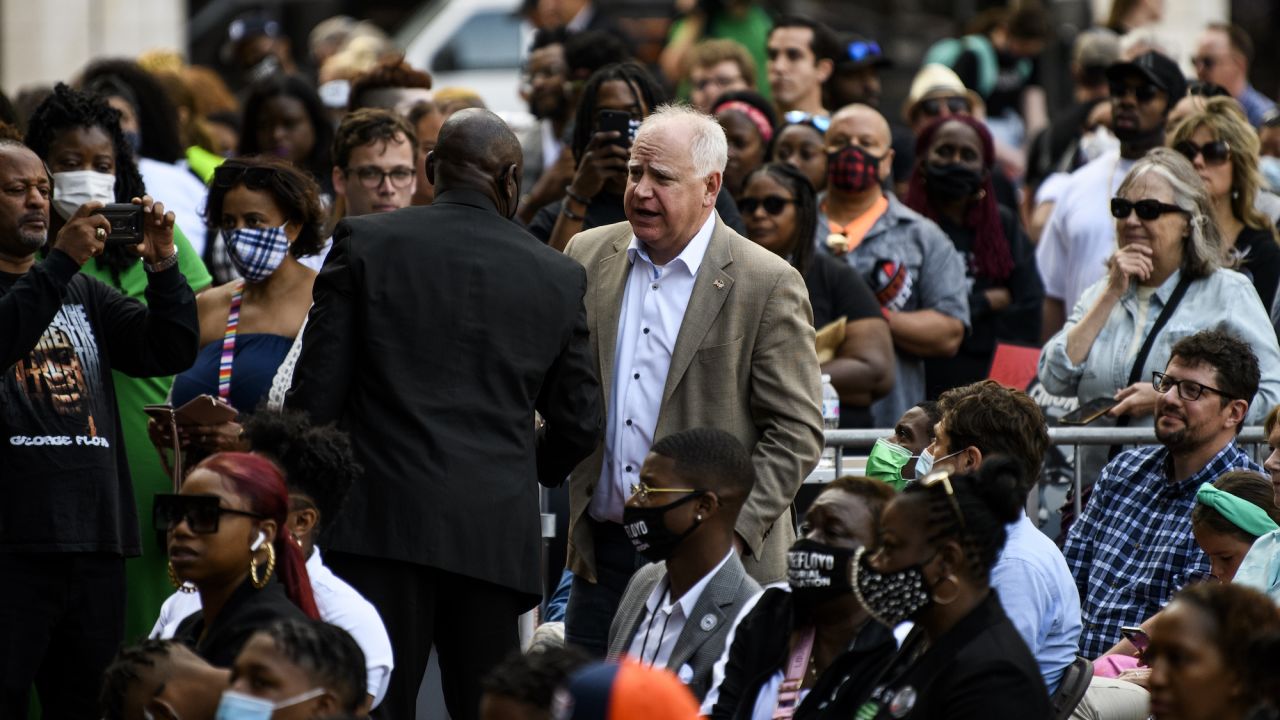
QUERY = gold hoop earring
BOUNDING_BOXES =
[931,574,961,605]
[168,561,196,594]
[250,541,276,589]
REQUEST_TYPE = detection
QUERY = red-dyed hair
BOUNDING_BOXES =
[196,452,320,620]
[905,115,1013,282]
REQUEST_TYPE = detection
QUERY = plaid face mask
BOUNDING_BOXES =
[225,223,290,283]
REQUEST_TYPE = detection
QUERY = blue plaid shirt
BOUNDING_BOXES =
[1063,441,1261,657]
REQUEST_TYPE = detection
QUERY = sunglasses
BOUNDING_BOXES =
[919,469,966,529]
[1152,371,1234,402]
[1173,139,1231,166]
[213,165,277,189]
[153,493,265,534]
[918,96,970,117]
[846,40,883,63]
[739,195,795,215]
[1109,81,1159,103]
[629,482,700,505]
[783,110,831,134]
[1110,197,1186,221]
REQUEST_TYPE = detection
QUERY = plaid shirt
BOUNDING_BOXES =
[1063,441,1261,657]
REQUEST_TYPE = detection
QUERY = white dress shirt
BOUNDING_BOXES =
[149,546,395,708]
[628,551,734,670]
[590,212,717,523]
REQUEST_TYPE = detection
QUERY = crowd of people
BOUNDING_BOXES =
[7,0,1280,718]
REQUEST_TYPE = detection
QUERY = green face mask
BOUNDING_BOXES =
[866,438,913,491]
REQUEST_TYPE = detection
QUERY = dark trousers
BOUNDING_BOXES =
[564,520,644,657]
[0,552,125,720]
[325,552,524,720]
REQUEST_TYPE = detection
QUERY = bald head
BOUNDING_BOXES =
[427,108,523,217]
[829,103,891,149]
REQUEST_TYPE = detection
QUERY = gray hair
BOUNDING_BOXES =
[634,103,728,178]
[1119,29,1178,62]
[1116,147,1223,279]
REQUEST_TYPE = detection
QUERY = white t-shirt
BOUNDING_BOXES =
[150,546,394,707]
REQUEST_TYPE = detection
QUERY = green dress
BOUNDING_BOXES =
[80,226,213,642]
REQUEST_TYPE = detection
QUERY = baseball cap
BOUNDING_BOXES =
[551,660,700,720]
[835,34,892,72]
[1106,51,1187,101]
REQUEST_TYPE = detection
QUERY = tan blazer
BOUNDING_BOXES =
[563,215,823,584]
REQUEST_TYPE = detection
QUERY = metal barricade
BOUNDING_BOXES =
[822,426,1269,519]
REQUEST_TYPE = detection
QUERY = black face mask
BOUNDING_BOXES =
[924,163,984,202]
[622,492,704,563]
[851,547,933,627]
[787,538,857,614]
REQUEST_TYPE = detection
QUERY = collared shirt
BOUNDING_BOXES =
[590,211,717,523]
[1063,441,1261,657]
[629,551,735,669]
[149,547,395,707]
[991,512,1082,694]
[1036,149,1134,313]
[1239,83,1277,128]
[818,194,970,426]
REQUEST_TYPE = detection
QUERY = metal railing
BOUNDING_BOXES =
[822,426,1270,518]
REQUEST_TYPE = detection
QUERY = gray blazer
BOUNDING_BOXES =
[606,553,761,701]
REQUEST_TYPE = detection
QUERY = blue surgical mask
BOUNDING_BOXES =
[913,447,964,480]
[225,222,291,284]
[215,688,326,720]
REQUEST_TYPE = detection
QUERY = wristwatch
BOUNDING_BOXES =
[144,246,180,273]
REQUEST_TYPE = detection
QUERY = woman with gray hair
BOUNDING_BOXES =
[1039,147,1280,485]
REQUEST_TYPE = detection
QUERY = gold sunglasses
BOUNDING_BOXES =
[629,482,699,504]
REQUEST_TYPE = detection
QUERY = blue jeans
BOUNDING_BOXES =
[564,519,645,657]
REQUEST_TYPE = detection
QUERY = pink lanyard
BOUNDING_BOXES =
[218,282,244,400]
[773,626,816,720]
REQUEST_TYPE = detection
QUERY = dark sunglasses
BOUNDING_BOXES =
[918,96,970,117]
[1173,139,1231,166]
[783,110,831,134]
[739,195,795,215]
[846,40,883,63]
[153,493,265,534]
[212,165,277,189]
[1109,81,1159,103]
[1110,197,1187,221]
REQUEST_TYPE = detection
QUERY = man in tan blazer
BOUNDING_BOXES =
[562,104,823,655]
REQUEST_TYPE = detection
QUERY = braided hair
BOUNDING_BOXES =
[481,646,592,707]
[904,115,1013,282]
[570,62,665,167]
[25,83,147,286]
[742,162,817,274]
[98,639,175,720]
[261,619,367,712]
[901,455,1023,583]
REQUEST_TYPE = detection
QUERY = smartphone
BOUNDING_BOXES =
[1059,397,1118,425]
[597,110,638,147]
[93,203,144,246]
[1120,625,1150,654]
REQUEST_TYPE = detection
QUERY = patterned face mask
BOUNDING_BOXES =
[225,222,291,283]
[851,546,933,627]
[827,144,883,194]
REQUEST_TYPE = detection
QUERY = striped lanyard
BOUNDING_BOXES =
[218,282,245,401]
[773,626,816,719]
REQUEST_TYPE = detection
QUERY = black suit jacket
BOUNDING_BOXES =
[287,189,602,600]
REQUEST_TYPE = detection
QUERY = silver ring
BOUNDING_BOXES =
[95,227,106,240]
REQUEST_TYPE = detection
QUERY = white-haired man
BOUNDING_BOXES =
[561,105,824,656]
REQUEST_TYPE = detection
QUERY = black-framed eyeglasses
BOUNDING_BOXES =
[846,40,883,63]
[738,195,795,216]
[628,482,700,505]
[1153,371,1235,402]
[345,165,416,189]
[153,493,265,534]
[213,165,276,190]
[1109,81,1160,103]
[919,469,966,529]
[1174,139,1231,167]
[1110,197,1187,221]
[918,96,970,118]
[783,110,831,134]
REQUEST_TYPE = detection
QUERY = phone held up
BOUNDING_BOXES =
[91,203,145,247]
[1059,397,1118,426]
[597,110,640,147]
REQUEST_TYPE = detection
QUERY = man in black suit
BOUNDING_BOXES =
[287,108,602,720]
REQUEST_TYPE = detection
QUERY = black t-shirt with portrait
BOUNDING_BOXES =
[803,251,886,428]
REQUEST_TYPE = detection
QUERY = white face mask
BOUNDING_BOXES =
[1079,126,1120,163]
[51,170,116,221]
[913,447,965,479]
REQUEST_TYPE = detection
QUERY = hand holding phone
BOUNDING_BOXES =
[597,110,638,147]
[1059,397,1118,425]
[92,203,144,246]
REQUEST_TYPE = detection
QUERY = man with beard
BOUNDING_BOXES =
[518,28,576,223]
[1037,51,1185,339]
[1063,329,1261,657]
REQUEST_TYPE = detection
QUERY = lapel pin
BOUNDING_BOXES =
[712,279,725,290]
[699,614,717,631]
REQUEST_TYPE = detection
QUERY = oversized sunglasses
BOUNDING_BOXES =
[738,195,795,215]
[1109,81,1159,103]
[783,110,831,134]
[919,96,970,117]
[153,493,265,534]
[919,469,966,529]
[1173,139,1231,166]
[1110,197,1186,221]
[213,165,277,189]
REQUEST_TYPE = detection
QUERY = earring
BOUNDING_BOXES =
[168,561,196,594]
[250,541,277,589]
[931,574,961,605]
[696,514,703,522]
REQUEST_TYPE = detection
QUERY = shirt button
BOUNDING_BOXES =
[626,419,633,426]
[633,373,640,379]
[625,465,633,472]
[651,283,659,290]
[643,328,650,334]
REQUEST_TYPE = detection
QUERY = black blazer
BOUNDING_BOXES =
[174,577,307,668]
[288,189,603,601]
[706,588,896,720]
[857,592,1051,720]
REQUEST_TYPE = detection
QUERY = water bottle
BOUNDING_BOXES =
[820,374,840,468]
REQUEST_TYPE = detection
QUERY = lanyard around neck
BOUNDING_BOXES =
[218,282,245,400]
[773,626,816,719]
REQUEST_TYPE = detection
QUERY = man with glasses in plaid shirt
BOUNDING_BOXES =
[1063,329,1262,657]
